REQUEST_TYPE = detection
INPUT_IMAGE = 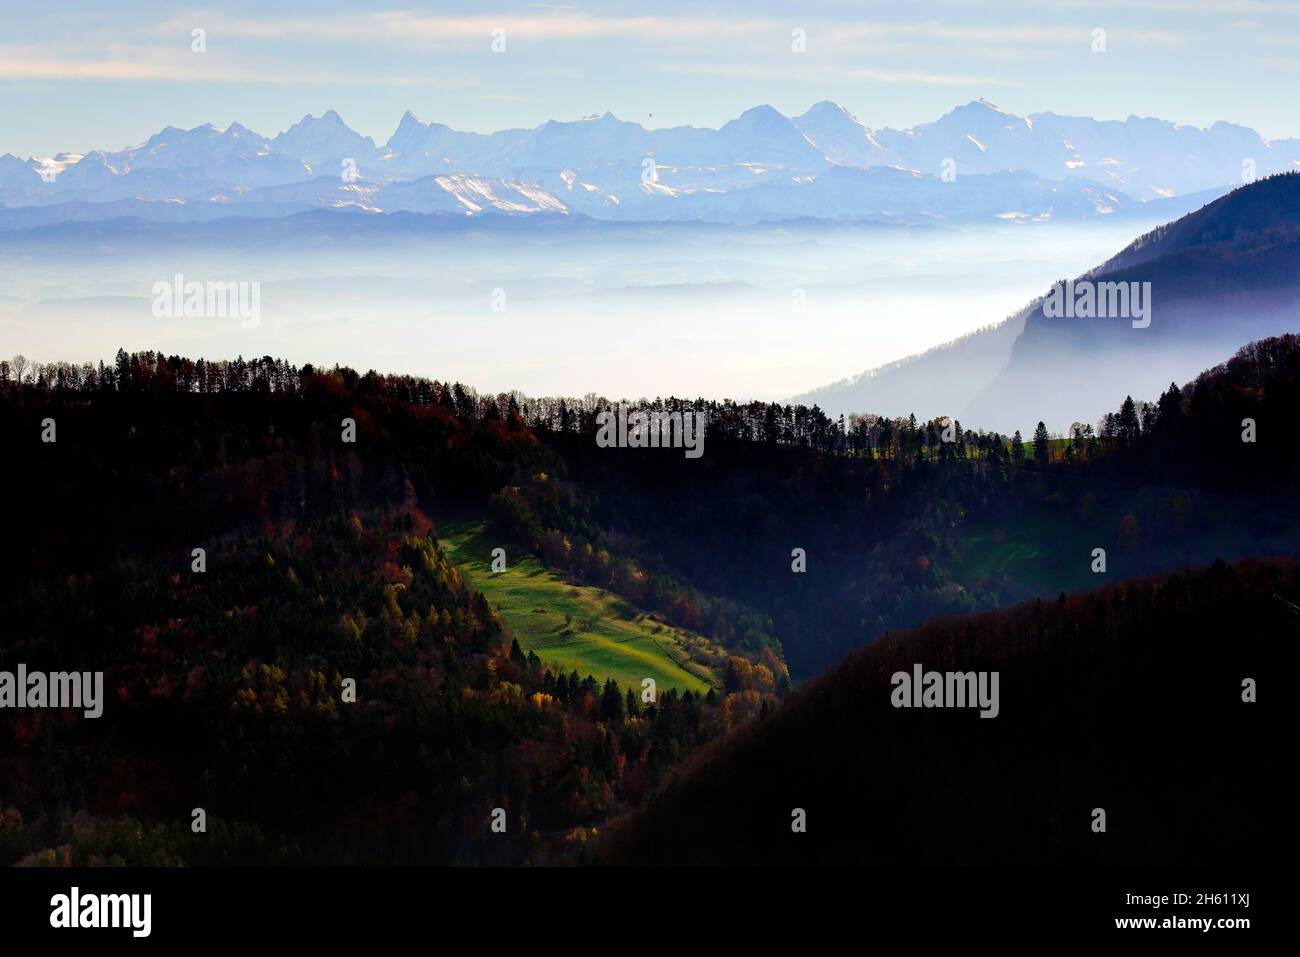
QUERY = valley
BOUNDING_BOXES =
[2,0,1294,932]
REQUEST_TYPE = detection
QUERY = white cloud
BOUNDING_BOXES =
[654,61,1002,85]
[0,43,473,85]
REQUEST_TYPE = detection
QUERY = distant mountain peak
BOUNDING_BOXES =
[804,100,851,116]
[8,100,1298,229]
[723,105,796,135]
[798,101,868,127]
[948,98,1016,120]
[282,111,351,132]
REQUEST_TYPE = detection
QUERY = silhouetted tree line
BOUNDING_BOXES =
[4,348,1021,458]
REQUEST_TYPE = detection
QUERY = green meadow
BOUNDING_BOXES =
[437,517,718,695]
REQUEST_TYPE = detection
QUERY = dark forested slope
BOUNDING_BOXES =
[597,558,1297,866]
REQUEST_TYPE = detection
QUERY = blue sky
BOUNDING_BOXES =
[5,0,1300,157]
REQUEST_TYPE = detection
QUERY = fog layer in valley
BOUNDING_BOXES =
[2,216,1167,423]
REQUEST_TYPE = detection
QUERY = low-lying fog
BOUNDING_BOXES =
[0,215,1166,408]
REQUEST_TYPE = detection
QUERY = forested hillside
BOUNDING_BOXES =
[0,355,780,864]
[3,332,1296,864]
[597,557,1297,865]
[479,333,1300,676]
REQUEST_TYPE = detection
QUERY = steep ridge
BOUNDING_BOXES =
[967,173,1300,432]
[797,174,1300,433]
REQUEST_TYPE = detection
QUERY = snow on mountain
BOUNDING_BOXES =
[875,99,1065,178]
[4,101,1295,222]
[512,112,652,169]
[378,110,530,178]
[270,111,380,168]
[704,105,826,169]
[792,101,900,168]
[90,123,311,188]
[875,99,1300,198]
[237,171,570,215]
[227,176,385,211]
[365,173,567,215]
[606,164,1146,225]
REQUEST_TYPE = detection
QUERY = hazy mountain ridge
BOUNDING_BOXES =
[799,174,1300,433]
[967,172,1300,431]
[791,314,1028,421]
[3,100,1292,225]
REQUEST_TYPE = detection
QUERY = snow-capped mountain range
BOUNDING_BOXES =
[3,100,1298,227]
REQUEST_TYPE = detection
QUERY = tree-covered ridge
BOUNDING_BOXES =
[1,345,789,671]
[479,333,1300,675]
[13,333,1292,467]
[1098,333,1300,497]
[597,557,1297,866]
[0,354,789,865]
[0,501,768,866]
[6,332,1299,680]
[3,331,1297,865]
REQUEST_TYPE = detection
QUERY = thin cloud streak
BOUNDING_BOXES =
[152,12,1180,49]
[0,45,474,85]
[653,62,1003,86]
